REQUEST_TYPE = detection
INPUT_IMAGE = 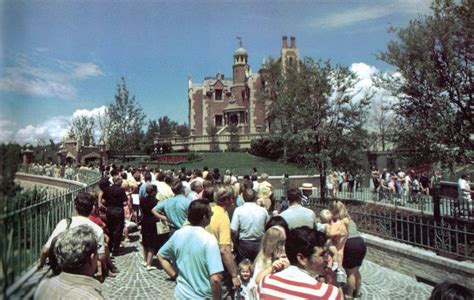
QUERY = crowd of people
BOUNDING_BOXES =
[25,162,100,181]
[34,165,370,299]
[33,164,472,299]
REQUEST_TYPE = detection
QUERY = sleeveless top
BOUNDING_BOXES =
[347,219,361,239]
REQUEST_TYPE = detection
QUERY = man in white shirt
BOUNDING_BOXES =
[457,173,472,217]
[231,188,269,263]
[38,192,106,271]
[280,188,318,230]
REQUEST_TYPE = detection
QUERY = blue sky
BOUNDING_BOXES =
[0,0,431,144]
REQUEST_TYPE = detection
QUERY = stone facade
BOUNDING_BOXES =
[187,36,300,139]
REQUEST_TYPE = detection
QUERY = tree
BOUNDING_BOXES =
[141,120,160,154]
[0,143,22,209]
[263,58,370,200]
[108,78,146,156]
[207,125,219,152]
[69,115,96,146]
[157,116,177,138]
[367,99,396,151]
[176,123,190,138]
[378,0,473,166]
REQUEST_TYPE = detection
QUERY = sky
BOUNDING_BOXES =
[0,0,432,145]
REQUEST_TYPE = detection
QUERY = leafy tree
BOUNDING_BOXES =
[141,120,160,154]
[108,78,146,157]
[207,125,219,152]
[157,116,177,138]
[69,115,96,146]
[0,143,22,210]
[378,0,473,166]
[227,124,239,152]
[262,58,370,199]
[367,100,396,151]
[176,123,190,138]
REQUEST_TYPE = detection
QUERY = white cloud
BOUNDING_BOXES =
[15,116,70,145]
[72,105,107,119]
[350,62,399,106]
[309,0,431,30]
[0,118,16,143]
[0,56,104,100]
[72,63,104,79]
[13,106,107,145]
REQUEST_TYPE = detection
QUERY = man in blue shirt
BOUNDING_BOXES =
[152,180,191,236]
[158,199,223,299]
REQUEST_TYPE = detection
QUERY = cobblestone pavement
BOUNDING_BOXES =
[102,231,433,300]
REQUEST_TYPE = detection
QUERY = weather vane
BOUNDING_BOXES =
[236,36,242,48]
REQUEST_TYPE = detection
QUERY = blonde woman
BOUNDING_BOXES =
[252,225,289,284]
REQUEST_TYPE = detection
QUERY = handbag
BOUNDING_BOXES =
[156,219,170,235]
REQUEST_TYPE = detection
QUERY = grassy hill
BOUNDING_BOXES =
[129,152,314,176]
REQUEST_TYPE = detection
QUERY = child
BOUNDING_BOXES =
[317,209,341,273]
[238,259,254,300]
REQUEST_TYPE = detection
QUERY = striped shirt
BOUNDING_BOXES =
[259,266,341,300]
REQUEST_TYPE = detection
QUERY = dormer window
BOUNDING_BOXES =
[215,89,223,101]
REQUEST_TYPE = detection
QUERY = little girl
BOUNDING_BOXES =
[237,259,254,300]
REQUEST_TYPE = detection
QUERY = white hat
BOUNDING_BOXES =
[301,183,315,190]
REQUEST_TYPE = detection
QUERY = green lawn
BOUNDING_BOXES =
[127,152,315,176]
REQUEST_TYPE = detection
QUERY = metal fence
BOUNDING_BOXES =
[271,186,473,261]
[278,186,473,220]
[308,198,473,260]
[0,173,100,296]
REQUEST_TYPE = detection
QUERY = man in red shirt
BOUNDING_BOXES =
[259,226,342,300]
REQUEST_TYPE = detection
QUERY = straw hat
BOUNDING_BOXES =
[301,183,315,190]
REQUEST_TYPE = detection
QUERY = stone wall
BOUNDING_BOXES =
[362,233,474,291]
[15,172,87,189]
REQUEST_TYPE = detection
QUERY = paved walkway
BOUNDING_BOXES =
[103,231,434,300]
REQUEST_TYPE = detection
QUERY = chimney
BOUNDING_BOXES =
[290,36,296,48]
[282,35,288,49]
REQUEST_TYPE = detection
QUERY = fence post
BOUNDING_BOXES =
[433,193,441,222]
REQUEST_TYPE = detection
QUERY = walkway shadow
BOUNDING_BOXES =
[116,245,138,256]
[128,235,140,243]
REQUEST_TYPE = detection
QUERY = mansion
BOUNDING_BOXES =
[159,36,300,151]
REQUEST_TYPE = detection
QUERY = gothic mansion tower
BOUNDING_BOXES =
[188,36,300,138]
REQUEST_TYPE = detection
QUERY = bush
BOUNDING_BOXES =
[249,138,283,160]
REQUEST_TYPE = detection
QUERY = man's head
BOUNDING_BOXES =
[461,173,469,180]
[74,192,96,217]
[243,188,255,202]
[214,185,234,208]
[287,188,302,204]
[144,172,152,182]
[202,186,214,202]
[285,226,328,276]
[261,173,269,181]
[54,225,99,276]
[146,184,157,196]
[113,176,123,186]
[188,199,212,226]
[171,179,184,195]
[301,183,314,197]
[190,180,203,194]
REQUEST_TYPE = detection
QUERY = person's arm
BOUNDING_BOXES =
[254,257,289,284]
[152,203,169,222]
[210,273,222,300]
[219,244,240,289]
[157,254,177,280]
[37,246,49,269]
